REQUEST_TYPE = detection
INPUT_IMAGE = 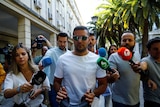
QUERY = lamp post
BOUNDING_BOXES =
[91,16,98,49]
[91,16,98,24]
[91,16,98,39]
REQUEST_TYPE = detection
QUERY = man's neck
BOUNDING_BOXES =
[73,50,89,56]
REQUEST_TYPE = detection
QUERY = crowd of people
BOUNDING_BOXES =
[0,25,159,107]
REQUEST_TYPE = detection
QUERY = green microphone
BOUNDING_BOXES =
[97,57,110,70]
[97,57,115,73]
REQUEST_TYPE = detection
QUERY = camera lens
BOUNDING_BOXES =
[37,43,43,49]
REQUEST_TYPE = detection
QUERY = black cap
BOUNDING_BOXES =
[146,37,160,49]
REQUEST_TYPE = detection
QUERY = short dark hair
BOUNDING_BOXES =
[73,26,89,36]
[89,33,95,37]
[146,37,160,50]
[57,32,68,40]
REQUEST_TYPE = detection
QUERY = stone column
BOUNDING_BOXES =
[50,33,57,47]
[18,17,31,48]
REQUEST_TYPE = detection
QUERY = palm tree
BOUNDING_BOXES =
[122,0,160,57]
[96,0,160,57]
[95,0,123,47]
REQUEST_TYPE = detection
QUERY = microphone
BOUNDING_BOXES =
[31,70,46,85]
[97,48,115,73]
[117,47,148,77]
[117,47,135,64]
[42,57,52,67]
[98,47,107,57]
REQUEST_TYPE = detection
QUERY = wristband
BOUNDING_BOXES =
[42,87,45,92]
[16,86,20,93]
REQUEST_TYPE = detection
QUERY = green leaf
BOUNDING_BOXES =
[151,10,156,22]
[134,8,142,24]
[123,9,131,21]
[131,1,139,18]
[113,16,118,25]
[155,15,160,28]
[142,4,149,19]
[141,0,148,7]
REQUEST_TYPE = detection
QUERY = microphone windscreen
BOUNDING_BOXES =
[98,47,107,57]
[31,70,46,85]
[117,47,132,61]
[97,57,110,70]
[42,57,52,67]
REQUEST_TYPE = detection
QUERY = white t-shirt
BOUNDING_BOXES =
[4,72,50,107]
[54,51,106,105]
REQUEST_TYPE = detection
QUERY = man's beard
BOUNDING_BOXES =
[59,46,66,51]
[123,45,134,52]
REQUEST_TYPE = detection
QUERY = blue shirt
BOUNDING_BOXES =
[41,47,68,85]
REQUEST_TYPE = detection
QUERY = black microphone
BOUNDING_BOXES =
[31,71,46,85]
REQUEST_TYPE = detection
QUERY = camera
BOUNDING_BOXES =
[0,44,14,65]
[0,44,14,55]
[32,36,46,49]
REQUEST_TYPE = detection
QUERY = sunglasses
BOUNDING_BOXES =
[73,36,88,41]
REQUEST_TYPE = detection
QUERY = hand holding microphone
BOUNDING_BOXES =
[42,57,52,67]
[39,57,52,70]
[31,70,46,85]
[117,47,146,73]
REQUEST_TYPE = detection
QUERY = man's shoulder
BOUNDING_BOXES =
[142,55,151,61]
[61,51,71,56]
[46,47,59,53]
[109,52,118,57]
[88,51,99,57]
[58,51,71,60]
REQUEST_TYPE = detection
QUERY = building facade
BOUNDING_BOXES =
[0,0,83,50]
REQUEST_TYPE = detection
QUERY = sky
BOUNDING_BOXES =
[75,0,103,25]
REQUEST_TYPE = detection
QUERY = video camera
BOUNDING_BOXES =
[32,36,46,49]
[0,44,14,55]
[0,44,14,66]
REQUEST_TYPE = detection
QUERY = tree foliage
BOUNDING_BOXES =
[93,0,160,57]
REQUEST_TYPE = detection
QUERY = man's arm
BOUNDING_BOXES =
[53,77,62,92]
[93,76,107,96]
[38,35,53,48]
[53,77,67,101]
[84,76,107,105]
[107,69,120,83]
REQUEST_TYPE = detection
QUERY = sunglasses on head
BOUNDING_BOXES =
[73,36,88,41]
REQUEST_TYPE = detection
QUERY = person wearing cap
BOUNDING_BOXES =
[139,37,160,107]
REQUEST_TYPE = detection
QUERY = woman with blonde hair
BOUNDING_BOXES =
[3,43,50,107]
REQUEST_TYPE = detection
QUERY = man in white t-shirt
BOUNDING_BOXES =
[53,26,107,106]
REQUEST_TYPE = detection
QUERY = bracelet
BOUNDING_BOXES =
[42,87,45,92]
[16,86,20,93]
